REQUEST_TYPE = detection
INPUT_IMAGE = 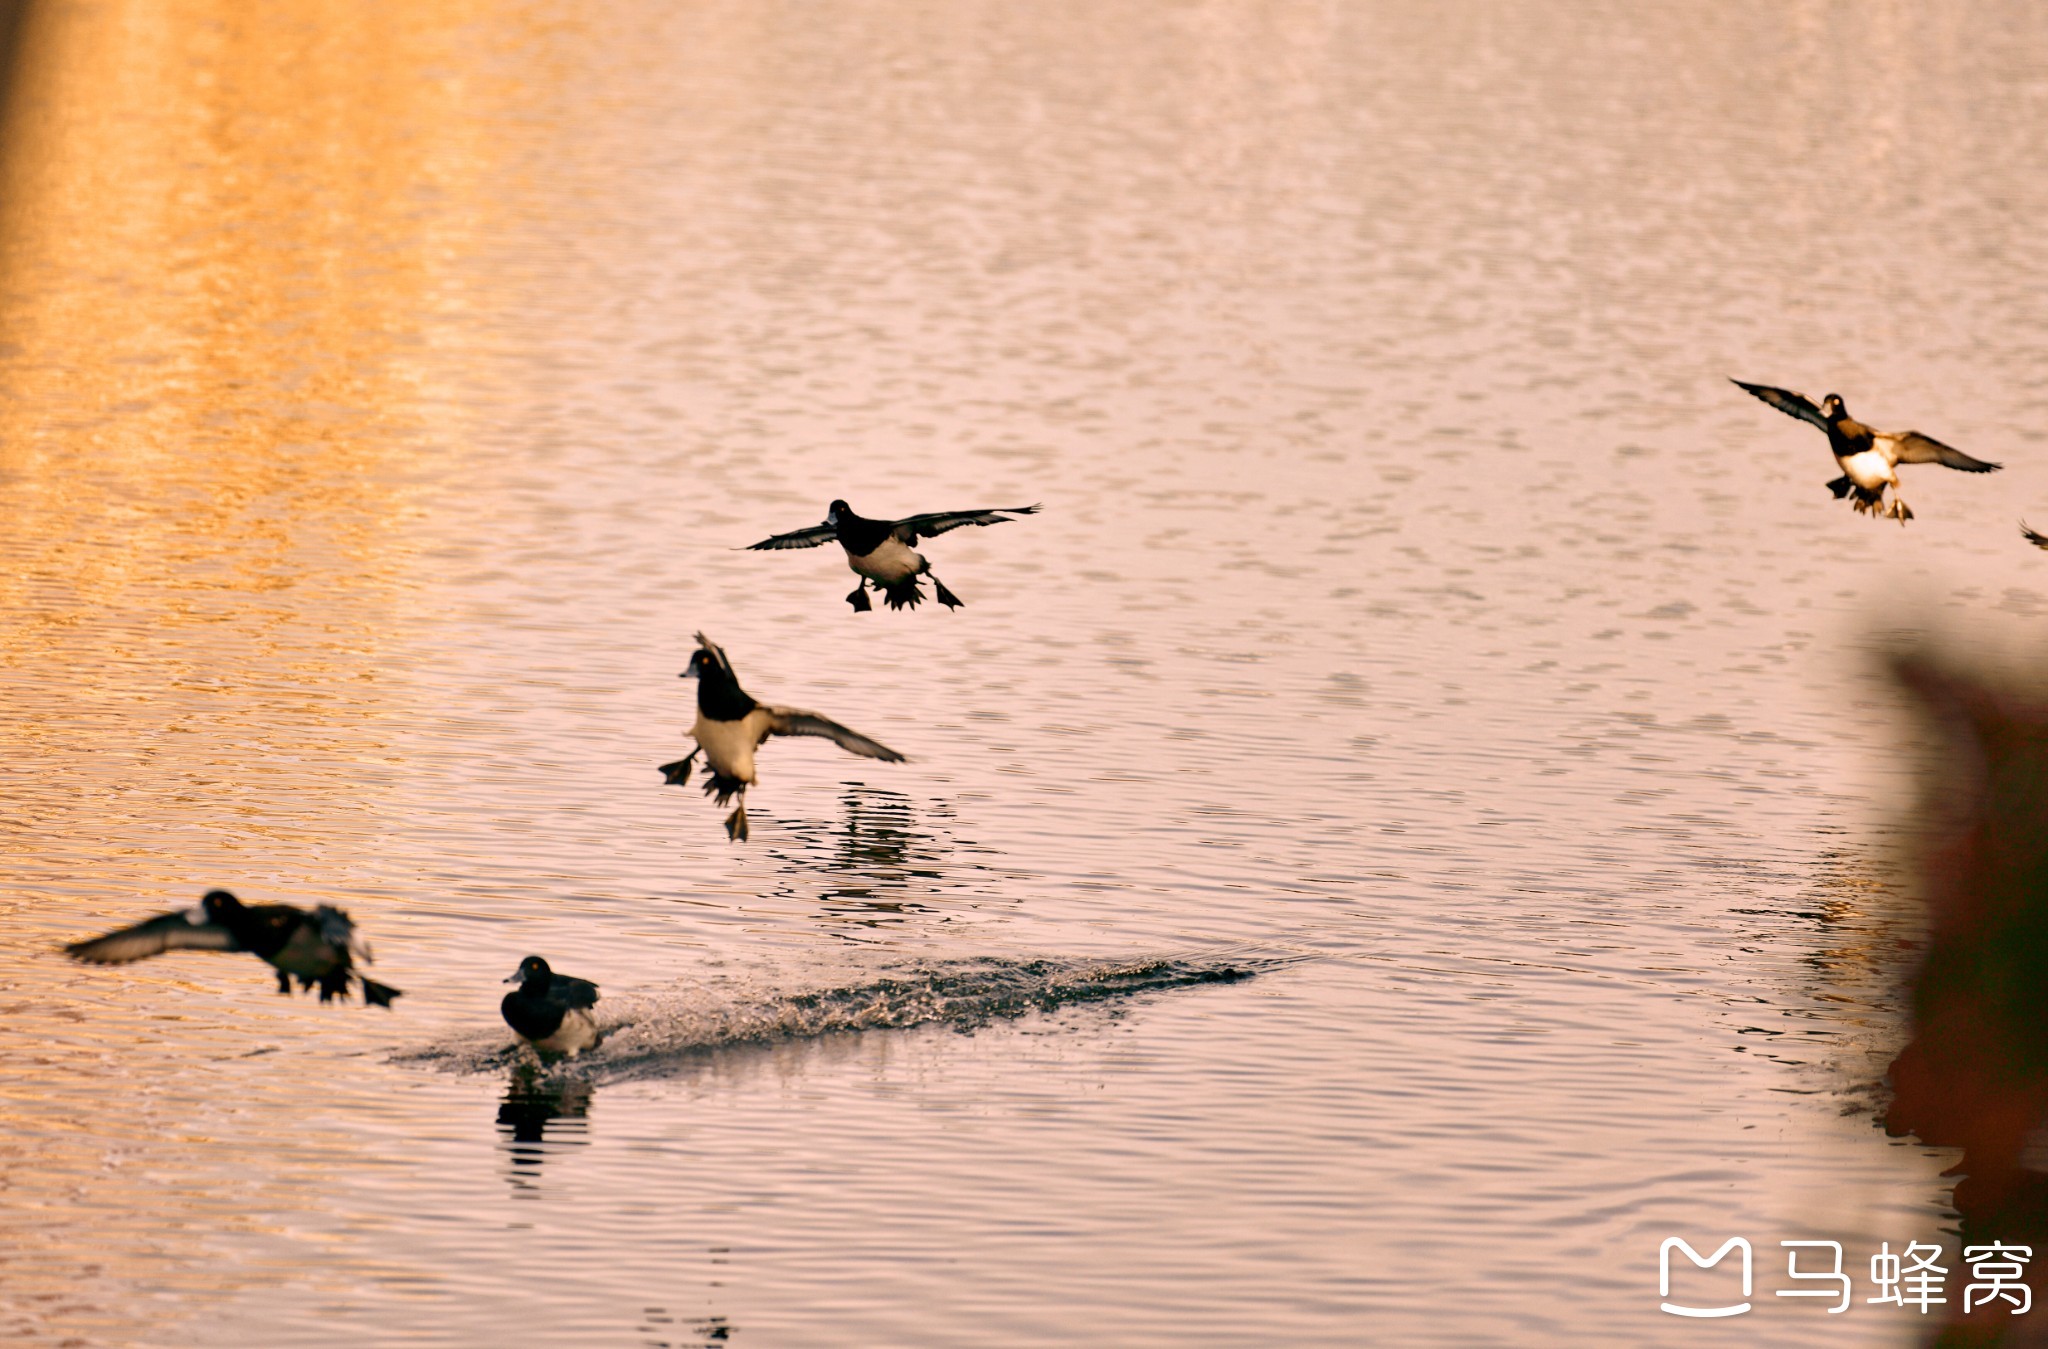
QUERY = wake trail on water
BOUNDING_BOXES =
[398,951,1299,1083]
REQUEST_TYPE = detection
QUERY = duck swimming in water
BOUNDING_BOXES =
[658,632,906,841]
[745,500,1040,611]
[501,955,600,1058]
[63,888,402,1006]
[1733,380,2000,523]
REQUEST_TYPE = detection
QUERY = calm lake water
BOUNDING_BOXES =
[5,1,2048,1344]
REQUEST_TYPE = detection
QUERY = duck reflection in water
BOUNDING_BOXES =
[769,786,952,918]
[1881,650,2048,1338]
[496,1065,592,1187]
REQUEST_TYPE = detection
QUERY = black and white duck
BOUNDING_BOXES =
[63,888,401,1006]
[1733,380,2000,522]
[746,499,1039,611]
[658,632,905,841]
[501,955,600,1058]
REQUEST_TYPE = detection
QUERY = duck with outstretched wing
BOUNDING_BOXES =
[1733,380,1999,523]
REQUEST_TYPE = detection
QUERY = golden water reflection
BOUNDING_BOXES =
[2,0,2045,1341]
[0,1,522,1339]
[0,0,534,877]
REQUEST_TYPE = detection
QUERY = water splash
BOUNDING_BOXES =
[400,952,1293,1083]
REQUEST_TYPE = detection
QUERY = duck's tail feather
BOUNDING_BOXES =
[879,579,925,610]
[700,771,748,808]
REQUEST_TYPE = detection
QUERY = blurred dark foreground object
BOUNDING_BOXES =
[1885,652,2048,1345]
[0,2,31,120]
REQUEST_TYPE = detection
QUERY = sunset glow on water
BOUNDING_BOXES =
[5,2,2048,1344]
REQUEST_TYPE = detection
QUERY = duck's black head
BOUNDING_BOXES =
[826,499,851,527]
[681,636,755,718]
[197,889,244,921]
[1822,393,1846,419]
[507,955,552,989]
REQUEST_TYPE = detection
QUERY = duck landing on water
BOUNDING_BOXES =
[1733,380,2000,523]
[63,889,402,1006]
[502,955,600,1058]
[745,499,1039,611]
[657,632,906,841]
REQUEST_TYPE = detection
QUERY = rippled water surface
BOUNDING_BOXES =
[6,1,2048,1344]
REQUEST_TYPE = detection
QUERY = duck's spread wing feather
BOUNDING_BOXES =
[64,910,239,964]
[744,522,836,551]
[313,905,370,963]
[1732,380,1829,430]
[1885,431,2000,473]
[891,504,1041,544]
[763,706,907,762]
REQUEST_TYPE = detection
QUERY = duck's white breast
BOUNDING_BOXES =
[533,1008,598,1056]
[848,536,923,584]
[691,708,772,781]
[1839,448,1894,489]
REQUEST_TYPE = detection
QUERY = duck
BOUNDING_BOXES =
[2023,522,2048,550]
[1732,380,2000,522]
[63,888,402,1006]
[657,631,905,841]
[501,955,600,1058]
[745,499,1040,611]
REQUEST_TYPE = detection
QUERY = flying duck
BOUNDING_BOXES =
[657,631,905,841]
[63,888,402,1006]
[502,955,600,1058]
[1733,380,2000,522]
[2023,522,2048,550]
[745,500,1040,611]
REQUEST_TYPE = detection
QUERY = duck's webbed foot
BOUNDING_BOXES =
[846,584,873,613]
[275,969,293,995]
[1826,474,1855,500]
[658,748,700,786]
[316,969,350,1004]
[1892,499,1914,523]
[724,801,750,843]
[930,574,964,610]
[358,977,402,1008]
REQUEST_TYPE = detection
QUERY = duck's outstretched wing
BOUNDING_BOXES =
[312,905,371,964]
[1732,380,1828,430]
[744,522,836,550]
[891,504,1040,544]
[64,909,239,964]
[2021,522,2048,550]
[1884,431,2001,473]
[763,706,907,762]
